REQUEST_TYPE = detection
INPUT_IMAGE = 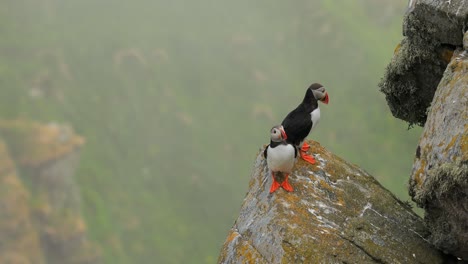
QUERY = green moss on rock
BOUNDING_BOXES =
[0,121,101,263]
[218,141,448,263]
[379,38,453,126]
[0,119,85,167]
[0,140,45,264]
[409,50,468,259]
[379,0,467,126]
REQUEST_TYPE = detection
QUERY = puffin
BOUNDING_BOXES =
[263,125,297,193]
[281,83,329,164]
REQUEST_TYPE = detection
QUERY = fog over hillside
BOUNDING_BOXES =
[0,1,417,263]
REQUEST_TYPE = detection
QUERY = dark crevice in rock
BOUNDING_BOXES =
[339,235,385,264]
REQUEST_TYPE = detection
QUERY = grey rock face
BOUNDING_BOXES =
[410,52,468,259]
[218,141,448,264]
[379,0,468,126]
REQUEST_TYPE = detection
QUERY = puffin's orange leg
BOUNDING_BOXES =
[300,143,316,164]
[281,174,294,192]
[269,172,281,193]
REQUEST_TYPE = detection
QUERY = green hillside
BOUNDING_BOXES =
[0,1,419,263]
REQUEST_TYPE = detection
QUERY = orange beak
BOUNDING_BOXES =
[280,127,287,140]
[321,92,329,104]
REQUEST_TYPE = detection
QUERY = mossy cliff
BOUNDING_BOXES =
[0,120,100,264]
[379,0,467,126]
[409,52,468,259]
[0,140,44,264]
[218,141,449,263]
[379,0,468,260]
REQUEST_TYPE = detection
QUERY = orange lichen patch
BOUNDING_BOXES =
[445,134,459,154]
[226,230,241,244]
[440,48,454,63]
[0,119,85,167]
[413,158,426,188]
[335,195,346,208]
[237,241,260,263]
[462,125,468,159]
[0,171,44,263]
[393,42,402,54]
[75,217,87,233]
[449,55,468,74]
[318,179,334,193]
[2,173,28,193]
[218,231,267,264]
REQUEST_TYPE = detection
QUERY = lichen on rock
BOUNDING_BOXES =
[409,50,468,259]
[379,0,467,126]
[379,38,452,126]
[218,141,448,263]
[0,119,85,167]
[0,140,44,264]
[0,120,100,264]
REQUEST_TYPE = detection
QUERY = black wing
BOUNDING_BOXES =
[263,144,269,159]
[281,108,312,147]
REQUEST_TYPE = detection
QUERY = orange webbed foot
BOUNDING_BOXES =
[281,174,294,192]
[269,172,281,193]
[300,151,316,164]
[301,142,310,152]
[300,142,316,164]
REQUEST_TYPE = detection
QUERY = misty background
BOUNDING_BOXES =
[0,0,421,263]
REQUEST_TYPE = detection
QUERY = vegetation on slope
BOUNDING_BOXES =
[0,1,417,263]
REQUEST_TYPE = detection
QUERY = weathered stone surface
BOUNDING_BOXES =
[0,120,100,264]
[0,140,44,264]
[0,120,85,167]
[410,51,468,259]
[379,0,467,126]
[379,38,452,126]
[28,150,101,264]
[404,0,468,46]
[218,141,448,264]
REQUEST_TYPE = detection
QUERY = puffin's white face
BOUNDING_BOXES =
[270,125,287,142]
[312,86,329,104]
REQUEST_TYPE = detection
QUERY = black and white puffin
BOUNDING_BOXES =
[263,125,297,193]
[281,83,329,164]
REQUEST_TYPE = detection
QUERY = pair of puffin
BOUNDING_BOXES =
[264,83,329,193]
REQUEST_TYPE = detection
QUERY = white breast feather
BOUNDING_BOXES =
[310,107,320,130]
[267,144,296,173]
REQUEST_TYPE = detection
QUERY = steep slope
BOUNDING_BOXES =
[218,141,447,263]
[380,0,468,260]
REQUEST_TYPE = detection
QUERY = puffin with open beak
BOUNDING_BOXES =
[264,125,297,193]
[281,83,329,164]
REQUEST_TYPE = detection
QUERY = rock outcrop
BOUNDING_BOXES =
[409,51,468,259]
[379,0,468,126]
[218,141,449,263]
[0,140,44,264]
[0,120,100,264]
[379,0,468,260]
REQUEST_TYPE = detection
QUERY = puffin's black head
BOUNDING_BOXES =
[308,83,329,104]
[270,125,287,142]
